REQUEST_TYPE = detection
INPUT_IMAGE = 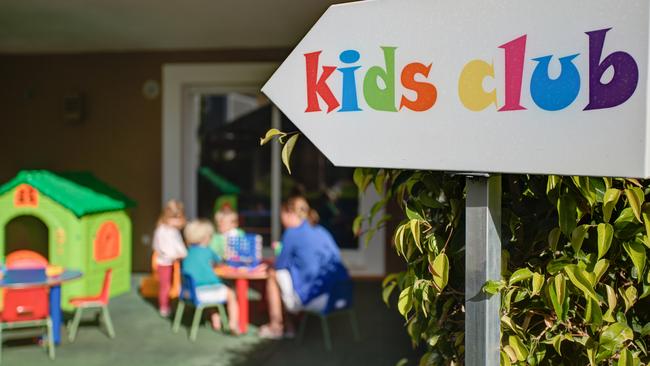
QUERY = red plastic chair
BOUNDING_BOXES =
[67,269,115,341]
[0,286,54,362]
[5,250,48,269]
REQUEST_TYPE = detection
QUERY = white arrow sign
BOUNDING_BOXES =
[262,0,650,178]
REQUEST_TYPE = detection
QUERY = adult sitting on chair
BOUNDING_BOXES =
[259,196,351,339]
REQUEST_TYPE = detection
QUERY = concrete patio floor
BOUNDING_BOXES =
[2,275,421,366]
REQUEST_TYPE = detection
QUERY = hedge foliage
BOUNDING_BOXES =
[354,170,650,366]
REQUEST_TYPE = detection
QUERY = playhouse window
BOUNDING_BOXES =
[94,221,120,262]
[14,184,39,208]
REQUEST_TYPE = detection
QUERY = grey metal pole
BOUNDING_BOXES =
[465,175,501,366]
[270,106,282,243]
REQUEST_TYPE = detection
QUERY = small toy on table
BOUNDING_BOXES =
[224,234,262,269]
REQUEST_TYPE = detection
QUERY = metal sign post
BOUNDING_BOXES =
[465,175,502,366]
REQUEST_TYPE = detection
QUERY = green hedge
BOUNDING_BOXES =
[355,170,650,366]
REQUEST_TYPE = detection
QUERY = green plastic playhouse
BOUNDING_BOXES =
[0,170,134,310]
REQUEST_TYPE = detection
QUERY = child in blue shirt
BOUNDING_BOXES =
[182,219,240,334]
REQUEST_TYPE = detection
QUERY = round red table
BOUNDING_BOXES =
[214,265,268,334]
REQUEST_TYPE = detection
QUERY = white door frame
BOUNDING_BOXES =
[161,63,385,277]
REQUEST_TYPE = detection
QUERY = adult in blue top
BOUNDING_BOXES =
[260,196,351,339]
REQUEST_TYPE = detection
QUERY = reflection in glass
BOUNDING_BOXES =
[198,94,358,249]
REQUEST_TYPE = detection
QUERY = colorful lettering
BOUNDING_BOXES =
[338,50,363,112]
[363,46,398,112]
[399,62,437,111]
[305,51,340,113]
[499,35,527,112]
[303,27,639,114]
[584,28,639,110]
[458,60,497,111]
[530,54,581,111]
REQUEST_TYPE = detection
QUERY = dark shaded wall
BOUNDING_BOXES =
[0,49,288,271]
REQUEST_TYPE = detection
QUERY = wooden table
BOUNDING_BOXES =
[214,265,268,334]
[0,269,83,345]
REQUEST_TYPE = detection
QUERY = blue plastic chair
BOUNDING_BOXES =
[171,274,229,341]
[297,280,360,351]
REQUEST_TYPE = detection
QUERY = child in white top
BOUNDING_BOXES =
[153,200,187,316]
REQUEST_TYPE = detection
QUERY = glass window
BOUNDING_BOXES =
[198,94,358,249]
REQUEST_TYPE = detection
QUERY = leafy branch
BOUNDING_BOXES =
[260,128,301,174]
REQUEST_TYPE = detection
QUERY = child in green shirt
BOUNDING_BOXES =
[210,207,245,259]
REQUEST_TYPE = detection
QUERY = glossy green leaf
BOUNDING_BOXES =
[603,285,617,322]
[410,219,422,253]
[615,207,644,241]
[619,286,637,313]
[624,187,644,223]
[623,240,646,281]
[597,223,614,259]
[590,177,606,202]
[549,274,567,321]
[585,297,603,327]
[382,273,399,288]
[548,227,561,252]
[564,265,599,303]
[593,259,609,285]
[558,195,577,237]
[642,204,650,239]
[397,286,413,316]
[405,205,423,221]
[509,335,528,361]
[603,188,621,223]
[606,285,617,310]
[501,315,524,338]
[603,177,613,189]
[547,175,561,194]
[549,334,564,356]
[531,273,544,296]
[482,280,505,295]
[500,350,512,366]
[431,253,449,292]
[352,215,363,236]
[572,176,596,206]
[373,169,386,195]
[259,128,285,145]
[509,268,533,285]
[571,225,590,253]
[618,349,635,366]
[503,346,517,364]
[598,322,633,361]
[280,134,299,174]
[547,258,571,274]
[382,281,396,305]
[393,224,406,257]
[588,343,597,366]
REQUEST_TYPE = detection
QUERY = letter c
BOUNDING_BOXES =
[458,60,497,111]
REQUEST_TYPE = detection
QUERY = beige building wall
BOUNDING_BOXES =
[0,49,288,271]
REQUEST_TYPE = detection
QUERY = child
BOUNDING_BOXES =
[182,219,240,334]
[209,207,245,260]
[153,200,188,317]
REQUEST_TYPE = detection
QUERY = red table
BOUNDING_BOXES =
[214,264,268,334]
